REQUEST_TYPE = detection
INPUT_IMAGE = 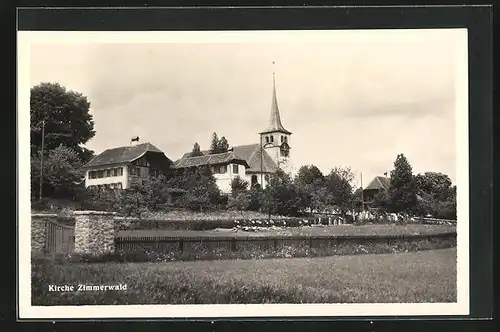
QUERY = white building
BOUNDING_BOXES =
[82,142,173,190]
[174,73,293,193]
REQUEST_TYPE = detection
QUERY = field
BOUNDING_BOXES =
[117,223,456,238]
[32,248,456,305]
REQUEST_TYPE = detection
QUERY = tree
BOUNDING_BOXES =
[31,144,84,199]
[388,154,418,213]
[209,132,219,154]
[167,166,222,211]
[294,165,325,213]
[414,172,453,201]
[218,136,229,153]
[191,142,204,157]
[30,82,96,162]
[414,172,456,219]
[262,169,305,217]
[248,184,263,211]
[227,191,251,212]
[324,168,354,215]
[230,176,249,197]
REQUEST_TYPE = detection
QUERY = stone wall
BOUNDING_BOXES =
[74,211,116,255]
[31,213,58,253]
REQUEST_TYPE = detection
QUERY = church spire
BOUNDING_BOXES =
[261,64,292,135]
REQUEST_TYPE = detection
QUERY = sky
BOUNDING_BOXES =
[27,30,465,186]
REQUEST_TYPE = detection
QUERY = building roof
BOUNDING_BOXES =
[260,74,292,135]
[364,176,391,191]
[179,143,278,173]
[173,151,250,169]
[83,142,170,169]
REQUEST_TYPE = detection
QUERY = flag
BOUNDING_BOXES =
[131,136,140,142]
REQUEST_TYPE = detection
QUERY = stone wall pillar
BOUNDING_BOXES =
[31,213,58,253]
[74,211,116,255]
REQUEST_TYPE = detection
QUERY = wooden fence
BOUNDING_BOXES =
[45,219,75,254]
[114,232,456,255]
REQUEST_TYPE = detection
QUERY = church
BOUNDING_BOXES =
[173,73,293,193]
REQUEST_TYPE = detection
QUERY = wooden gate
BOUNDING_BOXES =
[45,220,75,253]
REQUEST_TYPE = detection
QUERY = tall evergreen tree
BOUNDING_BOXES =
[218,136,229,153]
[191,142,203,157]
[388,154,418,213]
[209,132,219,154]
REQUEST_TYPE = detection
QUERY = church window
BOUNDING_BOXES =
[284,136,288,143]
[232,164,239,174]
[270,136,274,143]
[281,136,283,143]
[265,136,269,143]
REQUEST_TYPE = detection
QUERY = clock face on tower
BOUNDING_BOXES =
[280,142,290,157]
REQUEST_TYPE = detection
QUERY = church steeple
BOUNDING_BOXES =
[260,69,292,135]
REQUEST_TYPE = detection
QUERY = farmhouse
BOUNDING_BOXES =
[363,176,391,206]
[82,142,173,190]
[173,73,293,193]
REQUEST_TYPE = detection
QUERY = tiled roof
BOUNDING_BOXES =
[83,142,170,168]
[364,176,391,191]
[178,144,278,173]
[233,144,277,173]
[173,151,250,169]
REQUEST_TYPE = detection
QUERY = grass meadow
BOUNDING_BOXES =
[32,248,456,305]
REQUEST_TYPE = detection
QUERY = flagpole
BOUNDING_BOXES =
[260,139,263,187]
[39,119,45,202]
[360,172,364,212]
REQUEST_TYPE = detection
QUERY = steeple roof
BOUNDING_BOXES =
[260,73,292,135]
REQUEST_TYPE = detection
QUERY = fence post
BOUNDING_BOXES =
[31,213,58,253]
[74,211,116,255]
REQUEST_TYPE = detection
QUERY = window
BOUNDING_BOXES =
[89,171,97,179]
[113,168,118,176]
[215,165,227,174]
[232,164,239,174]
[265,136,269,143]
[281,136,284,143]
[284,136,288,143]
[130,167,141,176]
[118,167,123,176]
[270,135,274,143]
[106,169,112,177]
[117,182,123,189]
[98,170,104,178]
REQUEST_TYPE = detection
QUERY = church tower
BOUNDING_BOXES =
[260,71,292,174]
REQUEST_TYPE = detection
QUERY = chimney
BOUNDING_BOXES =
[130,136,140,146]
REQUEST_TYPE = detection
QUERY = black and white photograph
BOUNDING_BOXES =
[18,27,469,318]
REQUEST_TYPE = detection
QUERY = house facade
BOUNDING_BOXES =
[83,142,172,190]
[174,73,293,193]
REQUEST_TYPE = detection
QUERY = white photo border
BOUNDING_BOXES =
[17,29,469,319]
